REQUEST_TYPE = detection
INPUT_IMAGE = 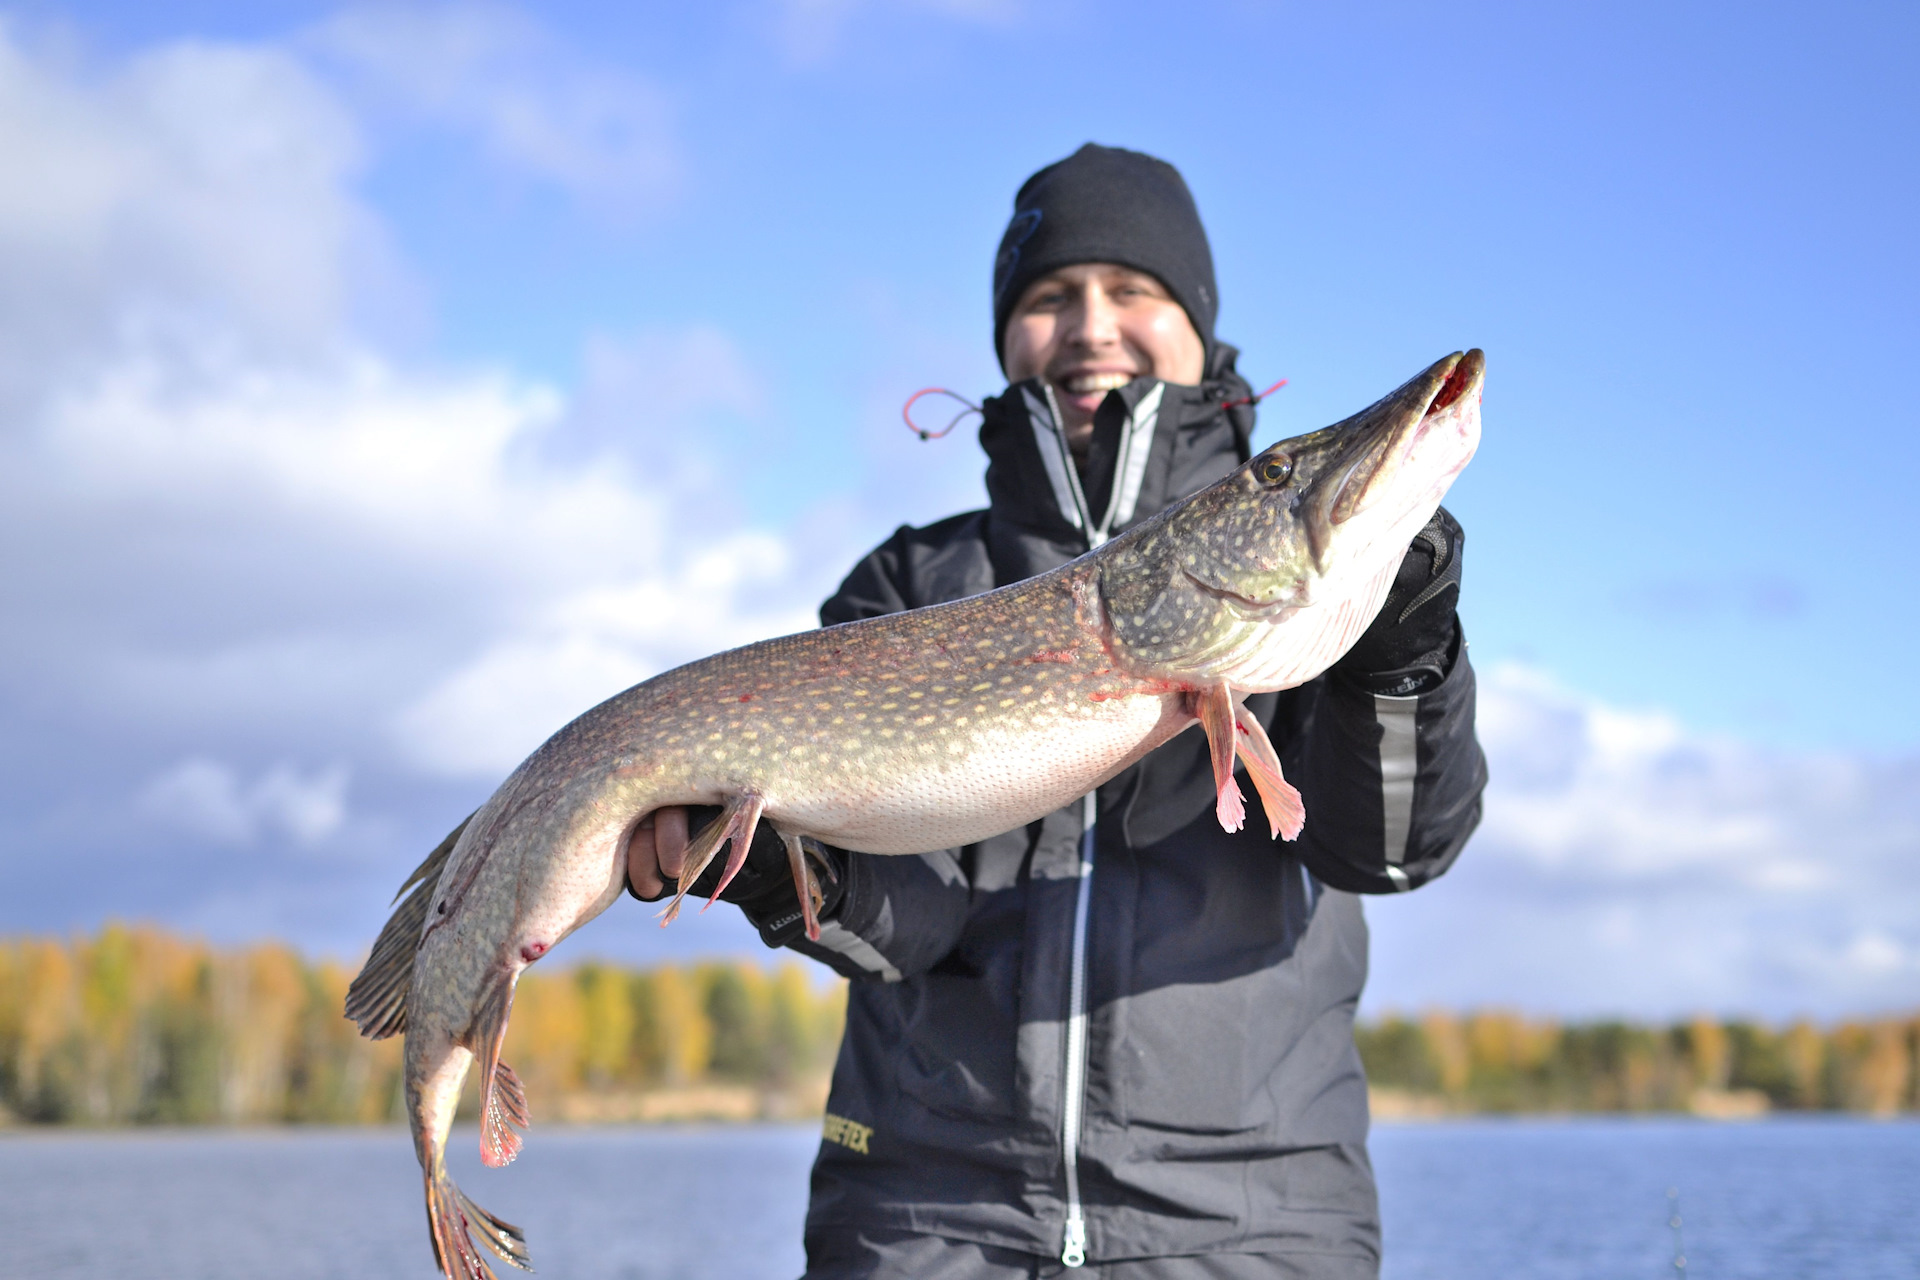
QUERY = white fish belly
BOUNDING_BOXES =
[775,692,1185,854]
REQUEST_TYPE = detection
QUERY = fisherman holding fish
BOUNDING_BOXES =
[625,146,1488,1278]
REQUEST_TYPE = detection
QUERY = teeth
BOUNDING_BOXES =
[1060,372,1133,395]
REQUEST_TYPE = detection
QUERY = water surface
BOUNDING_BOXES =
[2,1117,1912,1277]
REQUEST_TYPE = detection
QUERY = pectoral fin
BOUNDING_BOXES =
[1232,701,1305,841]
[1194,683,1307,840]
[1194,682,1247,833]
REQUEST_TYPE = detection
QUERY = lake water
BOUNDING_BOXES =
[1,1117,1912,1278]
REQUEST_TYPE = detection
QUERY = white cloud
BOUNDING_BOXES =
[0,18,840,949]
[1475,664,1913,895]
[1366,664,1920,1018]
[140,757,349,847]
[308,4,679,213]
[0,21,389,405]
[393,530,816,776]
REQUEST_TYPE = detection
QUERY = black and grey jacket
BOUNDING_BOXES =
[780,355,1486,1268]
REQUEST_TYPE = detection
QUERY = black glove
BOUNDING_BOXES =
[1332,506,1464,697]
[626,807,848,948]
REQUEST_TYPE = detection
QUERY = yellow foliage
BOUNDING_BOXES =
[1687,1016,1731,1091]
[1419,1011,1470,1096]
[0,926,848,1126]
[14,925,1907,1126]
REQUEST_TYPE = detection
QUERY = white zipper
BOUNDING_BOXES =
[1059,791,1096,1267]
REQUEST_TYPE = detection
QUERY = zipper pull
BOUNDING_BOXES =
[1061,1214,1087,1268]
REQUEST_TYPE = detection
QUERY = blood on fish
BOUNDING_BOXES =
[1026,649,1078,664]
[520,941,548,962]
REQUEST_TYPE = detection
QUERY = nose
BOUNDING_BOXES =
[1069,283,1122,351]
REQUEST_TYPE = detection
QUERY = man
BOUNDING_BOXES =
[629,144,1486,1278]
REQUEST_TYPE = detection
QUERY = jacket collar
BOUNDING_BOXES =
[975,348,1258,583]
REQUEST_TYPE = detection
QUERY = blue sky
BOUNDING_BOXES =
[1,1,1914,1016]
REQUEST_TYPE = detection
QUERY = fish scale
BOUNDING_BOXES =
[345,348,1485,1280]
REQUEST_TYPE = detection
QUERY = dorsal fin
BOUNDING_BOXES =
[343,813,473,1039]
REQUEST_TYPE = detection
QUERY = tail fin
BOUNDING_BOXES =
[345,813,473,1039]
[425,1164,532,1279]
[467,972,529,1168]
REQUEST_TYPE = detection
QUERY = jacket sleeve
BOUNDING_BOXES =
[780,845,976,982]
[754,526,980,981]
[1275,629,1487,894]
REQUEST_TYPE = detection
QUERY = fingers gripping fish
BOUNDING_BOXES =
[345,350,1484,1279]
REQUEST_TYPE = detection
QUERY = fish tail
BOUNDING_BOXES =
[425,1162,531,1278]
[345,813,474,1039]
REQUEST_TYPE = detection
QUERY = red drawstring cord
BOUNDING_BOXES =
[1220,378,1288,411]
[902,388,983,440]
[904,378,1285,440]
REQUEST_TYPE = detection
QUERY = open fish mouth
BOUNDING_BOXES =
[1326,349,1483,528]
[1290,349,1482,574]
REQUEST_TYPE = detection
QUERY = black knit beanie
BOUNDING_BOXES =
[991,143,1218,370]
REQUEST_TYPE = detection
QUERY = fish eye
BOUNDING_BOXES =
[1258,454,1294,487]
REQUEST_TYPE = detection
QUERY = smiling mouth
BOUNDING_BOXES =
[1057,371,1134,395]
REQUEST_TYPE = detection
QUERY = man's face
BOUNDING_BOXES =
[1002,263,1207,458]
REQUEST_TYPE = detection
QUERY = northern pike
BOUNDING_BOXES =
[346,349,1484,1280]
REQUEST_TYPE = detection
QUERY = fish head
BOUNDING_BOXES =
[1097,349,1483,690]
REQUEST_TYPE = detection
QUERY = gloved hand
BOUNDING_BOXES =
[1332,506,1464,697]
[626,806,846,947]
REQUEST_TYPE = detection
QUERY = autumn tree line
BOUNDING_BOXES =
[1356,1010,1920,1115]
[2,926,1916,1125]
[0,925,844,1125]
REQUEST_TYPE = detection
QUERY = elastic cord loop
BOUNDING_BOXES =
[1221,378,1288,412]
[902,388,983,440]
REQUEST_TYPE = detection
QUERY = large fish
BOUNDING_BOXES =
[347,350,1484,1279]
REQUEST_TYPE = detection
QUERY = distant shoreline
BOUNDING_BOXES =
[6,926,1914,1127]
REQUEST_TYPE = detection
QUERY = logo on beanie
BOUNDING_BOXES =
[993,209,1043,297]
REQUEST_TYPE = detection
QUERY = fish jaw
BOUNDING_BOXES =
[1095,350,1483,694]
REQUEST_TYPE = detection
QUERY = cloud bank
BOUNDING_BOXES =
[0,12,1912,1011]
[1367,664,1920,1018]
[0,17,805,955]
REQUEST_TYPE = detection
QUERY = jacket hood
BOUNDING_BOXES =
[977,344,1259,584]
